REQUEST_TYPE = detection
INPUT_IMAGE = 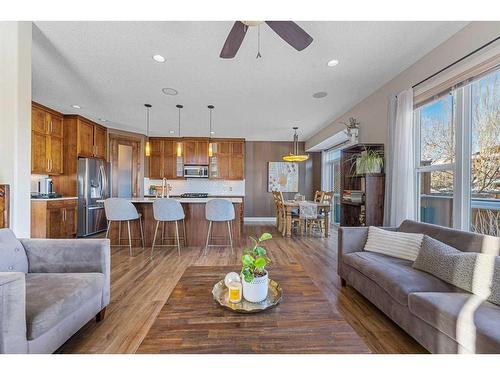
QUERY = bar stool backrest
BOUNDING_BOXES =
[206,199,235,222]
[153,198,185,221]
[104,198,140,221]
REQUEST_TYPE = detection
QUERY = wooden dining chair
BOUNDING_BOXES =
[307,191,333,236]
[271,190,284,233]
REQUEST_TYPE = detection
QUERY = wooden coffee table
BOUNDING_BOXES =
[137,265,370,353]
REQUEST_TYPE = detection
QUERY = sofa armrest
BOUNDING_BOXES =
[20,238,111,307]
[0,272,28,353]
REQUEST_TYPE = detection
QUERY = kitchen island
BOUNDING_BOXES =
[102,197,244,247]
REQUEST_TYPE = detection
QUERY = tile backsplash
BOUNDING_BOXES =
[145,178,245,196]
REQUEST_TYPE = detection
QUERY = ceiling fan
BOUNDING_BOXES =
[220,21,313,59]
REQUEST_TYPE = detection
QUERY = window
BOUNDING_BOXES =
[322,148,341,224]
[414,67,500,236]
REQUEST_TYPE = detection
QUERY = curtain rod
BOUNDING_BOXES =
[412,35,500,89]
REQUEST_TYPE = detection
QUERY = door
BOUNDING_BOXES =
[47,208,63,238]
[63,205,77,238]
[183,140,197,165]
[32,132,48,173]
[110,135,140,197]
[32,106,47,134]
[196,140,209,165]
[49,136,63,174]
[163,139,178,179]
[93,125,107,159]
[48,114,63,137]
[229,156,244,180]
[117,144,133,198]
[78,120,95,157]
[86,206,107,236]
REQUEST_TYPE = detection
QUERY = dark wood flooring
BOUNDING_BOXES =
[57,224,427,354]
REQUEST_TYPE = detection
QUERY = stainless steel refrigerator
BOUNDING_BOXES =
[77,158,110,237]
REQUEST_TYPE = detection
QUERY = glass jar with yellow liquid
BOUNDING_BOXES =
[227,281,242,304]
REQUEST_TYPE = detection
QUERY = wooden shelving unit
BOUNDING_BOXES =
[340,143,385,227]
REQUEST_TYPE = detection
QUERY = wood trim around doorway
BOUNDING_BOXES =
[109,134,142,198]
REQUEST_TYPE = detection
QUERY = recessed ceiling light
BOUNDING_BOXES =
[210,131,215,135]
[162,88,178,96]
[152,54,166,63]
[327,59,339,67]
[98,118,107,122]
[71,104,81,109]
[312,91,328,99]
[169,130,175,134]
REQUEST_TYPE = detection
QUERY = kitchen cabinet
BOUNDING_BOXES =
[31,103,64,175]
[148,137,183,179]
[76,117,107,160]
[210,139,245,180]
[183,138,209,165]
[31,199,78,238]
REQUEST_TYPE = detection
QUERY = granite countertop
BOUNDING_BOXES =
[98,197,243,204]
[31,196,78,201]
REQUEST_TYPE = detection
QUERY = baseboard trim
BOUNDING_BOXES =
[243,217,277,224]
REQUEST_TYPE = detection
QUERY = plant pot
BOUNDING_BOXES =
[241,271,269,303]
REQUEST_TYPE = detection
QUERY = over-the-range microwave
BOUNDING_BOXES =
[184,165,209,178]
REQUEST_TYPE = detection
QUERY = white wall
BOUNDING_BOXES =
[306,21,500,150]
[0,22,32,237]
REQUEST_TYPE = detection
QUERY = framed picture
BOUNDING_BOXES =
[268,162,299,192]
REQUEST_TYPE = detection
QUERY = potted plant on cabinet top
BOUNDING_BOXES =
[241,232,272,303]
[351,148,384,175]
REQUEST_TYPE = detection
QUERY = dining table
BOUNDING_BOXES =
[283,200,332,238]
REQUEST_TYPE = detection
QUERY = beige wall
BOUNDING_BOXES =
[0,22,32,236]
[306,21,500,150]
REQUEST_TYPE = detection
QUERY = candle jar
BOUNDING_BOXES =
[228,281,242,304]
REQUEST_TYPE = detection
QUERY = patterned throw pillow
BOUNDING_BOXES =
[364,226,423,261]
[413,235,500,305]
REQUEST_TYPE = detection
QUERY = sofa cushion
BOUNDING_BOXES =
[25,273,104,340]
[414,235,500,305]
[409,292,500,353]
[0,228,28,273]
[364,226,423,261]
[343,252,460,306]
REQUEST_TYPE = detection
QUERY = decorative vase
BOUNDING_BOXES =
[241,271,269,303]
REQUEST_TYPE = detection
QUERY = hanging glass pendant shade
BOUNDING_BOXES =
[144,104,152,157]
[176,104,183,157]
[208,105,214,157]
[282,127,309,162]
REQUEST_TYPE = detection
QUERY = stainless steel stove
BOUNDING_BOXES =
[180,193,209,198]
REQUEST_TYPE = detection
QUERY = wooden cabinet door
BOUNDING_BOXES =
[32,106,47,134]
[196,140,209,165]
[163,139,178,179]
[217,155,230,179]
[48,136,63,174]
[48,114,64,138]
[63,205,77,238]
[32,132,48,173]
[93,125,107,159]
[183,140,197,165]
[77,119,95,157]
[229,155,244,180]
[148,138,164,179]
[47,208,63,238]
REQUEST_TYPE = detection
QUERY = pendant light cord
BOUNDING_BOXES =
[146,107,150,136]
[209,107,212,136]
[178,107,181,137]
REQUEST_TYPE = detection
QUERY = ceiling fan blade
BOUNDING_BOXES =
[220,21,248,58]
[265,21,313,51]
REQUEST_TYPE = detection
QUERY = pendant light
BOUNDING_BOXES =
[176,104,183,157]
[144,104,152,157]
[207,105,214,157]
[282,127,309,162]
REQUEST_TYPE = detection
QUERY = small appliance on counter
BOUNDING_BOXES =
[180,192,209,198]
[32,177,62,199]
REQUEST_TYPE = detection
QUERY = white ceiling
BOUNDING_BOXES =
[32,21,467,141]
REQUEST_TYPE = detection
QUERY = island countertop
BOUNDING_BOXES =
[102,197,244,247]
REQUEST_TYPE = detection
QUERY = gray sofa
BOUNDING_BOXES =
[338,220,500,354]
[0,228,110,354]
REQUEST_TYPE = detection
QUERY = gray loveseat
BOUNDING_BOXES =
[338,220,500,354]
[0,228,110,354]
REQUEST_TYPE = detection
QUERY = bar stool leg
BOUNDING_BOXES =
[151,220,160,258]
[139,216,145,249]
[204,221,212,255]
[162,221,165,245]
[127,220,133,257]
[227,221,234,254]
[182,219,187,247]
[118,221,122,246]
[175,220,181,257]
[105,220,111,238]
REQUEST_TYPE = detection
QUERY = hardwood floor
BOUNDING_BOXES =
[57,224,427,354]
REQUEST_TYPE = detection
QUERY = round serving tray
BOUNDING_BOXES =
[212,278,283,313]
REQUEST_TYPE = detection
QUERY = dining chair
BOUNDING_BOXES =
[151,198,186,258]
[272,190,285,233]
[104,198,145,256]
[307,191,334,236]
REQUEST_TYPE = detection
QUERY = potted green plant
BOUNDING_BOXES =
[351,148,384,175]
[241,232,272,302]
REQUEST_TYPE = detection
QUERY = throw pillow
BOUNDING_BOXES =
[413,235,500,305]
[364,226,423,261]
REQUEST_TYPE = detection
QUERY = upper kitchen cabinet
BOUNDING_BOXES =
[183,137,209,165]
[210,139,245,180]
[74,116,108,160]
[31,102,64,175]
[148,137,183,180]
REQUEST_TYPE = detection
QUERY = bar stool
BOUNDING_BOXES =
[151,198,186,258]
[204,199,235,255]
[104,198,144,256]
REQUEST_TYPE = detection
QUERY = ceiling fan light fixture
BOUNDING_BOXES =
[282,127,309,162]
